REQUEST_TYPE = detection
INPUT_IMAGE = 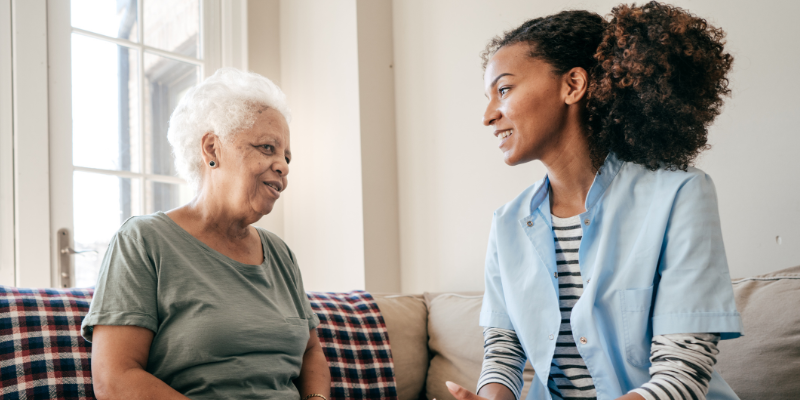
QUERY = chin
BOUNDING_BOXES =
[251,200,275,218]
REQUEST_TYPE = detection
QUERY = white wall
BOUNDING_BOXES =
[392,0,800,293]
[279,0,367,292]
[247,0,285,238]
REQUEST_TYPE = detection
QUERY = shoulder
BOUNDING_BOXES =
[616,162,717,196]
[115,213,173,244]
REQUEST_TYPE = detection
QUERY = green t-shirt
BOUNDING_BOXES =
[81,212,320,400]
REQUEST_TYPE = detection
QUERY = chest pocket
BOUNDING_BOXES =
[619,286,654,367]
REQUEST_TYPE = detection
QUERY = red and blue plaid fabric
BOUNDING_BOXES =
[308,291,398,400]
[1,287,397,400]
[0,286,94,400]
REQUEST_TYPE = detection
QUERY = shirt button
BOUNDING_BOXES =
[527,221,533,227]
[584,219,590,226]
[549,334,554,340]
[586,278,591,284]
[580,337,588,344]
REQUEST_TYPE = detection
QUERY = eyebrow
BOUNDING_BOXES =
[490,73,513,89]
[485,73,514,98]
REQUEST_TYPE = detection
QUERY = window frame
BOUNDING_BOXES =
[0,0,247,288]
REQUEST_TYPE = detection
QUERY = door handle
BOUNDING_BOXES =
[60,247,97,255]
[57,228,96,288]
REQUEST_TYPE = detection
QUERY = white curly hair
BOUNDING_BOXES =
[167,67,291,192]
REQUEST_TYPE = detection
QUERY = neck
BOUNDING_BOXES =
[541,124,596,218]
[185,188,254,241]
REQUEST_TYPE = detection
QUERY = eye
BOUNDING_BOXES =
[285,157,291,164]
[498,86,510,97]
[261,144,275,152]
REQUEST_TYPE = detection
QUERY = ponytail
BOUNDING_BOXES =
[587,1,733,171]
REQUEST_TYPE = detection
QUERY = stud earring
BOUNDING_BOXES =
[209,160,217,167]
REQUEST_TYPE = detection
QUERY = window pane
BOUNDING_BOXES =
[146,181,193,214]
[72,34,140,172]
[144,0,200,58]
[73,171,141,287]
[71,0,139,42]
[144,52,199,176]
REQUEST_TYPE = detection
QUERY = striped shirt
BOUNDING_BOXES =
[548,214,596,399]
[477,214,722,400]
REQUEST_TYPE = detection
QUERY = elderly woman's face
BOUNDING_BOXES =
[216,107,290,217]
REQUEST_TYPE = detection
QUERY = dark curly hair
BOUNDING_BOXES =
[481,2,733,171]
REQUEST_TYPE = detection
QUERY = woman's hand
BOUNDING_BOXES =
[445,381,490,400]
[445,381,517,400]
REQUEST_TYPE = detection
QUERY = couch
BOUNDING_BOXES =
[374,265,800,400]
[1,266,798,399]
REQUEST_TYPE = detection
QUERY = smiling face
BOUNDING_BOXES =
[205,107,290,219]
[483,42,572,166]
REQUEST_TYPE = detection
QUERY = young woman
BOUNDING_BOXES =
[446,2,742,400]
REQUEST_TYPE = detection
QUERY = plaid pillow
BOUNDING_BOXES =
[0,287,398,400]
[308,291,399,400]
[0,286,94,400]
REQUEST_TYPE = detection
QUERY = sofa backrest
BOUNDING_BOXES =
[715,265,800,400]
[376,265,800,400]
[0,288,399,400]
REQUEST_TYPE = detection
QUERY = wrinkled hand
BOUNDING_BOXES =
[443,381,490,400]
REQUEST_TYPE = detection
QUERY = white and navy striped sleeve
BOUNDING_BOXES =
[477,327,527,400]
[630,333,721,400]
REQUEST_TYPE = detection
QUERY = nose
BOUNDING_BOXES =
[273,158,289,177]
[483,102,501,126]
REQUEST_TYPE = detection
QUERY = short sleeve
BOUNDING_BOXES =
[652,174,743,339]
[288,249,320,330]
[480,213,514,330]
[81,231,159,342]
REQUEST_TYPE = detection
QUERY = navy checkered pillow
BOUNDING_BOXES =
[308,291,398,400]
[0,286,95,399]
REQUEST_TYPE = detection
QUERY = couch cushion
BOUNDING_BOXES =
[424,292,535,400]
[0,286,95,399]
[373,294,428,400]
[716,265,800,400]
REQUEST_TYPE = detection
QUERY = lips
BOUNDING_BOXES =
[263,181,283,194]
[494,129,513,148]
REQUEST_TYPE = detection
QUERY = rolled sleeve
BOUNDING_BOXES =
[652,174,743,339]
[480,213,515,331]
[81,231,159,342]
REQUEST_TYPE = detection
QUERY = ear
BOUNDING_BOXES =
[200,132,220,165]
[563,67,589,105]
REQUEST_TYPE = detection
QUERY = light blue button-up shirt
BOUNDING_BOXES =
[480,153,744,400]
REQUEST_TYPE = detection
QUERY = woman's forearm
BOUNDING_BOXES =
[295,343,331,399]
[94,367,189,400]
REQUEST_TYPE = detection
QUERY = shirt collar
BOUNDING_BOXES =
[529,152,624,215]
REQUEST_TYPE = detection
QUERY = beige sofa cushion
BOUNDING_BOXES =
[424,292,535,400]
[373,294,429,400]
[716,265,800,400]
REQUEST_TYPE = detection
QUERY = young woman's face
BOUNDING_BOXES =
[483,42,570,166]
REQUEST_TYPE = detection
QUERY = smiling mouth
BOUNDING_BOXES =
[496,129,513,140]
[264,182,281,192]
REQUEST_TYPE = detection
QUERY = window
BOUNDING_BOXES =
[67,0,203,287]
[1,0,243,288]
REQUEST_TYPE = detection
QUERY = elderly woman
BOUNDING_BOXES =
[81,68,330,400]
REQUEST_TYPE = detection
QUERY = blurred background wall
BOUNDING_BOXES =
[248,0,800,293]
